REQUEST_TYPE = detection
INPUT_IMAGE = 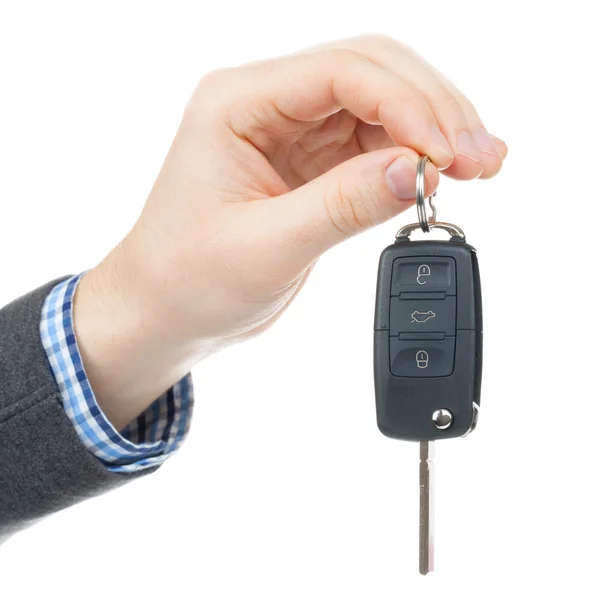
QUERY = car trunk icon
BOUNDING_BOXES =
[411,310,436,323]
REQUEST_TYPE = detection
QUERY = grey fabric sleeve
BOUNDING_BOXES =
[0,278,156,543]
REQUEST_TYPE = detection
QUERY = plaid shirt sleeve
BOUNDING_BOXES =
[39,274,194,473]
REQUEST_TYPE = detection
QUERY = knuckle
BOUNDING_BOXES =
[325,179,379,236]
[428,83,464,113]
[358,33,399,50]
[356,33,413,58]
[197,67,233,90]
[446,83,471,110]
[323,47,364,68]
[185,67,235,122]
[438,79,479,119]
[459,95,479,119]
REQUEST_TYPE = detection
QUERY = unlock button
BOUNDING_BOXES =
[417,265,431,285]
[391,257,456,294]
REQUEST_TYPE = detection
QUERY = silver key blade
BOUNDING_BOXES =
[419,440,435,575]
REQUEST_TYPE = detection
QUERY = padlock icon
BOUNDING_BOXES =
[417,264,431,285]
[416,350,429,369]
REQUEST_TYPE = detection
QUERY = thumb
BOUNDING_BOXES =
[257,147,439,266]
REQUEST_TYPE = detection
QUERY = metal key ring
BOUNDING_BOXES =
[416,155,437,233]
[395,221,466,241]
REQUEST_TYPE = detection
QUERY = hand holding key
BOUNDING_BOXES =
[73,35,506,448]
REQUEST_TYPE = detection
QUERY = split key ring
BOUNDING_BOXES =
[415,155,437,233]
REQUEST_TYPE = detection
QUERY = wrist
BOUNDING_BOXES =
[72,241,211,430]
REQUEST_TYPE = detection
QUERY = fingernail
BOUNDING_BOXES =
[430,124,454,158]
[472,127,500,157]
[457,130,483,164]
[385,155,419,200]
[489,134,507,156]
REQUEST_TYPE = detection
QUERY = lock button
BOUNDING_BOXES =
[390,336,456,377]
[391,257,456,295]
[416,350,429,368]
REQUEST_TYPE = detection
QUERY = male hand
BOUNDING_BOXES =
[74,35,507,428]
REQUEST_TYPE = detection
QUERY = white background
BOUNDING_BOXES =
[1,1,599,598]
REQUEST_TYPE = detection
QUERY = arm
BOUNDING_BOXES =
[0,272,194,541]
[0,279,150,542]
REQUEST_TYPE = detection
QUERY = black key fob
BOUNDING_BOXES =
[373,228,482,441]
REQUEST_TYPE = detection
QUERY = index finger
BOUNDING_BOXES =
[227,49,455,169]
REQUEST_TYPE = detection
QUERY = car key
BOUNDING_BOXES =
[373,156,482,575]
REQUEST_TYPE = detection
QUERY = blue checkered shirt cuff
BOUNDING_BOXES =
[39,274,194,473]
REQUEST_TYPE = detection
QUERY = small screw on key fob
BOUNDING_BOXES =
[373,156,483,575]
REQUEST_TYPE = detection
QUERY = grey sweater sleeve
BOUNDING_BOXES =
[0,278,155,543]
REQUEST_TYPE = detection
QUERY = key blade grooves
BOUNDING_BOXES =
[419,441,435,575]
